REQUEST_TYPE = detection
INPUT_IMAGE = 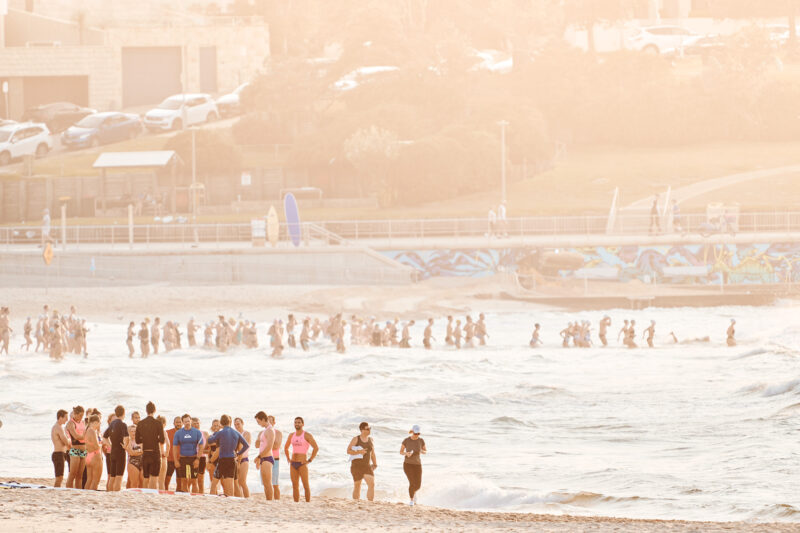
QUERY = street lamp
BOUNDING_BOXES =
[498,120,509,205]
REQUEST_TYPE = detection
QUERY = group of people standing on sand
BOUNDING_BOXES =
[50,402,427,506]
[544,316,737,349]
[1,305,89,359]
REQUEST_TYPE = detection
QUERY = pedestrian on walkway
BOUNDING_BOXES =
[649,195,661,234]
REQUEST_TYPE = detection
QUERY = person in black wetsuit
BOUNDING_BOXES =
[346,421,377,501]
[135,401,165,490]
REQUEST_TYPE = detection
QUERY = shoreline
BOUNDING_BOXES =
[0,478,795,532]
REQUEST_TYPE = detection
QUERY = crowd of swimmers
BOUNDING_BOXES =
[1,306,741,359]
[549,316,736,348]
[51,402,427,505]
[1,305,89,359]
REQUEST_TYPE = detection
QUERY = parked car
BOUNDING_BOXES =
[61,111,142,149]
[627,25,701,55]
[0,122,52,166]
[21,102,96,133]
[143,93,218,131]
[215,83,250,117]
[684,34,727,61]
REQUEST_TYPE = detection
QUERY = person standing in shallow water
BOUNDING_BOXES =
[727,319,736,346]
[400,424,426,506]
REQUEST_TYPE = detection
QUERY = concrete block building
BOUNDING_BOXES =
[0,0,269,119]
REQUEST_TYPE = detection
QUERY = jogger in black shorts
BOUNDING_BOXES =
[400,425,426,506]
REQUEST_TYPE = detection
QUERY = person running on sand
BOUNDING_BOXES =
[173,414,204,493]
[284,417,319,502]
[65,406,86,489]
[643,320,656,348]
[423,318,434,349]
[84,414,103,490]
[233,417,251,498]
[598,316,611,347]
[255,411,276,500]
[207,414,249,497]
[530,323,542,347]
[136,401,164,490]
[400,424,426,506]
[51,409,70,487]
[727,319,736,347]
[347,421,377,501]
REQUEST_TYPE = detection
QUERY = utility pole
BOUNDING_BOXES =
[191,126,197,221]
[498,120,509,205]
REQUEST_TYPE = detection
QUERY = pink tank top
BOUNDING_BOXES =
[290,431,309,455]
[258,425,273,454]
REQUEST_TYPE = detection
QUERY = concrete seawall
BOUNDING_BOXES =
[0,246,415,287]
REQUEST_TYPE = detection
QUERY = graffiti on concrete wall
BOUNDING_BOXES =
[386,243,800,284]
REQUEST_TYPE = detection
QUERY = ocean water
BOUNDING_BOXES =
[0,303,798,522]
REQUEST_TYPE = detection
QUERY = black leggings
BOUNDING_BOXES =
[403,463,422,499]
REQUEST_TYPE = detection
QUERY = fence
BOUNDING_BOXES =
[3,211,800,248]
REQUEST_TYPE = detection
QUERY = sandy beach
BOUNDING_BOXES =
[0,478,794,532]
[0,276,535,322]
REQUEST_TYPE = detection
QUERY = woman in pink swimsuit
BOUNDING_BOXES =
[84,414,103,490]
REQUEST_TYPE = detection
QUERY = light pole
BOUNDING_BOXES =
[498,120,509,205]
[191,126,197,221]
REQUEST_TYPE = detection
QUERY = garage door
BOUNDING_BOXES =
[23,76,89,108]
[121,47,182,107]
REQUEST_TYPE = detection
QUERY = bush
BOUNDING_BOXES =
[232,112,292,145]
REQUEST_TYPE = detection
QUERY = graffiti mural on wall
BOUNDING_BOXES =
[386,243,800,284]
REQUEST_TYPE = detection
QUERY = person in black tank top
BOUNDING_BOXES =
[347,422,377,501]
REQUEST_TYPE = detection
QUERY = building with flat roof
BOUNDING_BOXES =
[0,0,269,119]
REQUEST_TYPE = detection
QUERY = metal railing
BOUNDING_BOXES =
[3,211,800,248]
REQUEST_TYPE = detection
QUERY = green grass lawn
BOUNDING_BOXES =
[5,139,800,225]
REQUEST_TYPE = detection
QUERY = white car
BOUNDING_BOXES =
[143,93,219,131]
[627,25,701,55]
[0,122,52,166]
[215,83,249,117]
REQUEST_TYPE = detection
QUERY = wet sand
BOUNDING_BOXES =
[0,478,794,532]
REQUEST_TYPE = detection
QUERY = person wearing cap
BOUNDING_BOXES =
[347,421,377,501]
[726,319,736,347]
[400,424,426,506]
